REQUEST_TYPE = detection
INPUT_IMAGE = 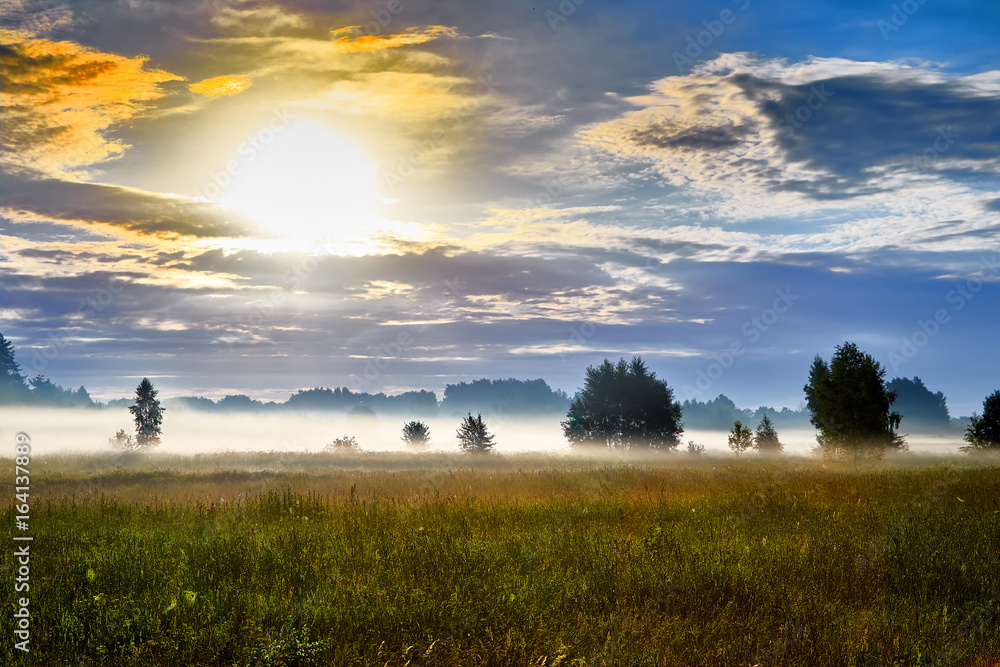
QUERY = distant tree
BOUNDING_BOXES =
[562,357,683,449]
[128,378,164,449]
[728,421,753,456]
[325,435,359,452]
[216,394,263,412]
[401,421,431,447]
[804,342,904,460]
[962,390,1000,452]
[457,413,495,453]
[348,404,376,418]
[686,440,706,456]
[886,377,951,431]
[753,415,782,454]
[0,332,28,400]
[442,378,569,416]
[73,385,94,407]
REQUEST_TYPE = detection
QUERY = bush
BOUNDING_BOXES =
[108,428,137,450]
[324,435,359,452]
[686,440,706,456]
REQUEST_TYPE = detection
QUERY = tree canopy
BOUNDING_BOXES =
[562,357,683,449]
[804,342,904,458]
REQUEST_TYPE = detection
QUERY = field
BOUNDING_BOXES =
[4,451,999,666]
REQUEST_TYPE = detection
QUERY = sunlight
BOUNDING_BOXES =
[220,120,382,246]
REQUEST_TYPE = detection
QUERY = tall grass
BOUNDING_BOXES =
[3,454,998,666]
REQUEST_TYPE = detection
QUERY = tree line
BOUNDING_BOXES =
[6,330,997,455]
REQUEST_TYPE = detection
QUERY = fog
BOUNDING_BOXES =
[1,407,970,458]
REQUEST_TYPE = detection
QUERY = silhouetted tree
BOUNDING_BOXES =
[562,357,683,449]
[962,390,1000,452]
[754,415,782,454]
[0,332,28,400]
[128,378,164,449]
[804,342,904,460]
[728,420,753,456]
[457,413,495,453]
[402,421,431,447]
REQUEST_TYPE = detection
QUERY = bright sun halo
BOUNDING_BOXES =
[220,120,381,246]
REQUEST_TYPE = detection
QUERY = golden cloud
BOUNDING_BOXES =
[0,30,182,178]
[331,25,459,53]
[189,75,252,96]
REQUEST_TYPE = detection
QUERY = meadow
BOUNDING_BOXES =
[3,451,999,666]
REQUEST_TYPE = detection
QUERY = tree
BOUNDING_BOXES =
[962,390,1000,452]
[457,413,495,453]
[562,357,683,449]
[803,342,904,460]
[128,378,164,449]
[754,415,783,454]
[728,421,753,456]
[402,421,431,447]
[0,332,28,400]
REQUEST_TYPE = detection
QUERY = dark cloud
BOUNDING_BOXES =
[0,173,271,238]
[742,74,1000,195]
[631,122,755,151]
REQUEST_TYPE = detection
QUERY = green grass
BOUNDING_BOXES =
[3,453,999,666]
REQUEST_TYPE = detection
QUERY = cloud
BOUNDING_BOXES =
[189,74,252,96]
[330,25,460,53]
[577,54,999,248]
[210,0,310,35]
[0,30,182,178]
[0,173,269,239]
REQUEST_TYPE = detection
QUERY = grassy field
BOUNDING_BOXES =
[3,452,999,666]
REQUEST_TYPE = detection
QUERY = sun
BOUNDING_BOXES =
[219,120,382,246]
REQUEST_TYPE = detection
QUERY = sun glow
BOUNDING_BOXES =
[219,120,382,247]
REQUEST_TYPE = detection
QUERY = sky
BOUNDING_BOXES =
[0,0,997,415]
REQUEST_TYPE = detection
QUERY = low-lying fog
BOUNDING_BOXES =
[1,406,970,458]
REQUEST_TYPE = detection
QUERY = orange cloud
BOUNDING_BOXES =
[0,30,181,178]
[190,75,252,96]
[331,25,459,53]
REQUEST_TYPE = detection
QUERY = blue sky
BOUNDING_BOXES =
[0,0,997,414]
